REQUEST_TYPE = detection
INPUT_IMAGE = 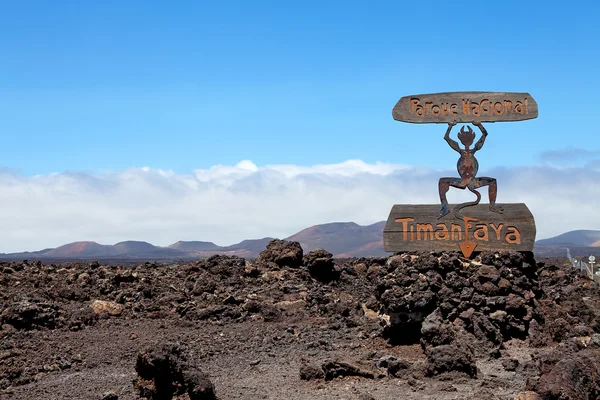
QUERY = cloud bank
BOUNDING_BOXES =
[0,159,598,253]
[539,147,599,163]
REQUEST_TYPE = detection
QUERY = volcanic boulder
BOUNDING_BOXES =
[529,346,600,400]
[376,355,412,378]
[0,299,63,330]
[320,360,375,381]
[420,308,454,350]
[299,362,324,381]
[90,300,124,316]
[425,344,477,378]
[257,239,303,268]
[135,341,216,400]
[303,248,336,282]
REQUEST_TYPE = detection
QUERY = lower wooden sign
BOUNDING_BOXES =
[383,203,536,257]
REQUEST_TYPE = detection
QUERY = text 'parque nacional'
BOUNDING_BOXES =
[392,92,538,124]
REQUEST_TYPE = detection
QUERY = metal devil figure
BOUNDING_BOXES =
[438,121,502,220]
[383,92,538,258]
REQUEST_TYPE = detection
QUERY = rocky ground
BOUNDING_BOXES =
[1,240,600,399]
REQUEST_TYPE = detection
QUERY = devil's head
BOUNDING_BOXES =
[457,125,476,147]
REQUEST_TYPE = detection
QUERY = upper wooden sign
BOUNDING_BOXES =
[392,92,538,124]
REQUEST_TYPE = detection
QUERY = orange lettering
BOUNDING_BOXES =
[417,223,434,240]
[505,226,521,244]
[490,223,504,240]
[494,102,503,115]
[473,224,489,241]
[425,102,433,116]
[451,224,462,241]
[480,99,490,115]
[515,101,524,114]
[462,99,470,115]
[395,218,414,241]
[410,98,420,114]
[441,103,450,115]
[435,223,450,240]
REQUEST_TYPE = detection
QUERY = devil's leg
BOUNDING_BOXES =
[438,178,451,219]
[438,177,466,219]
[474,177,503,214]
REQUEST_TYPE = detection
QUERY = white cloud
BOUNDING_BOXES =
[0,160,598,253]
[539,147,599,163]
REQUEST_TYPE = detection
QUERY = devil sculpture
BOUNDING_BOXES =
[437,121,504,219]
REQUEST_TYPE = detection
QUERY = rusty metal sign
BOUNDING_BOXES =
[384,91,538,258]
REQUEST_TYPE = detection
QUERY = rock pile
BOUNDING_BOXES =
[1,299,63,330]
[374,251,541,376]
[531,261,600,347]
[527,338,600,398]
[135,341,216,400]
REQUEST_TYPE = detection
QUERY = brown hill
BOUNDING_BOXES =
[43,241,113,258]
[177,238,275,259]
[113,241,158,254]
[285,221,386,257]
[14,240,187,259]
[533,230,600,257]
[222,238,274,252]
[536,230,600,247]
[167,241,220,252]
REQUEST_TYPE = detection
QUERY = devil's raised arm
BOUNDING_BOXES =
[474,121,488,136]
[473,122,487,152]
[444,122,461,153]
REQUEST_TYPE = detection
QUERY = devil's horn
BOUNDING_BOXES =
[460,126,473,134]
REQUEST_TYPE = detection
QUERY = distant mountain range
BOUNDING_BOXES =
[0,223,597,261]
[0,222,387,261]
[533,230,600,258]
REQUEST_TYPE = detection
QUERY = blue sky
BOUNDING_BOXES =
[1,1,598,174]
[0,1,598,251]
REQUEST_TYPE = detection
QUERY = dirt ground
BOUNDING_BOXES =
[2,242,600,399]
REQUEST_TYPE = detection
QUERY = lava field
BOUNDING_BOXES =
[2,239,600,399]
